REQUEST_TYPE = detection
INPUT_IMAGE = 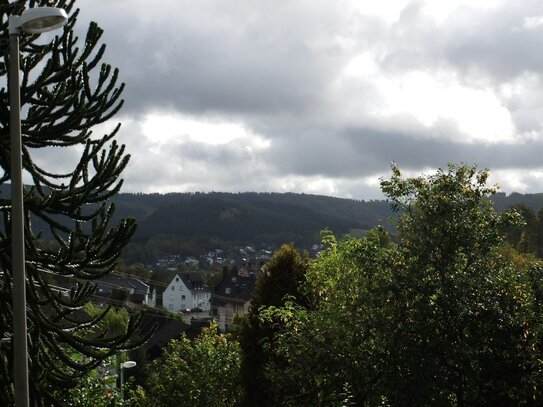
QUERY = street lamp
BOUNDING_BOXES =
[8,7,67,407]
[120,361,137,403]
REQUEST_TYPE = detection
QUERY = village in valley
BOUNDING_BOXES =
[81,243,323,358]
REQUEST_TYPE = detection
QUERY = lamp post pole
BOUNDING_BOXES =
[8,27,28,407]
[120,361,137,404]
[8,8,67,407]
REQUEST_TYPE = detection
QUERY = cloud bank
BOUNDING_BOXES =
[62,0,543,199]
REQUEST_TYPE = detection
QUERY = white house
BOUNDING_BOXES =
[162,273,211,313]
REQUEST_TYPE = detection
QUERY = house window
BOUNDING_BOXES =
[175,277,179,282]
[225,287,231,295]
[171,286,174,291]
[182,295,186,300]
[168,304,173,310]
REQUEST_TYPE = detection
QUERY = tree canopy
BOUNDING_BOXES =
[253,164,543,406]
[237,243,309,406]
[142,321,244,407]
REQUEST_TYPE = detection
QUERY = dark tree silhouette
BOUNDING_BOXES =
[0,1,144,404]
[237,244,309,406]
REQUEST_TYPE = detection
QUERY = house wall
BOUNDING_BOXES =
[162,275,191,312]
[147,289,156,308]
[216,301,250,332]
[193,291,211,311]
[162,274,211,313]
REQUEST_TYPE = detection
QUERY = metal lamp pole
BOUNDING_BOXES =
[120,361,137,404]
[8,7,67,407]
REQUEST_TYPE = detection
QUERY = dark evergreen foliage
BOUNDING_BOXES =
[237,244,309,407]
[0,1,144,404]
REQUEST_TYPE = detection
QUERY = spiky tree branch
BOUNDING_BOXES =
[0,1,147,404]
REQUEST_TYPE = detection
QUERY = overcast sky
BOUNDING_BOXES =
[71,0,543,200]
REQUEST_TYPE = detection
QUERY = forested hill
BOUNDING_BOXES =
[110,192,394,246]
[7,186,543,253]
[109,191,543,244]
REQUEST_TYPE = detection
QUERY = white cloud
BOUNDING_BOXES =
[522,15,543,29]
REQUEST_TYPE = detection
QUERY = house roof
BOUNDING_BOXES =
[95,276,150,302]
[139,311,211,360]
[211,273,257,307]
[138,311,190,359]
[163,273,210,295]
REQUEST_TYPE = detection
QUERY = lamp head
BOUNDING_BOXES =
[121,361,137,369]
[10,7,68,34]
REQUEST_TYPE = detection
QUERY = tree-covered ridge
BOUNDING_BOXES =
[111,192,393,246]
[115,190,543,244]
[10,186,543,260]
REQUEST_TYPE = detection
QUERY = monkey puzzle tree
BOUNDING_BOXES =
[0,1,143,404]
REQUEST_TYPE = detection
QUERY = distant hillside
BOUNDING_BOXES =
[491,192,543,213]
[4,185,543,258]
[111,192,395,246]
[110,191,543,245]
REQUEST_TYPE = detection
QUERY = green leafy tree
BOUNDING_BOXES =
[52,358,119,407]
[378,164,536,405]
[142,321,244,407]
[536,206,543,258]
[237,243,309,406]
[260,229,396,406]
[261,164,543,406]
[0,1,144,404]
[117,260,151,282]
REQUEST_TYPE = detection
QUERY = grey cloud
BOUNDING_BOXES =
[67,1,543,199]
[378,0,543,81]
[76,0,351,117]
[264,124,543,179]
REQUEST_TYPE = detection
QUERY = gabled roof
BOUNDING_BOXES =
[95,276,150,298]
[211,273,257,306]
[164,273,210,295]
[139,311,190,360]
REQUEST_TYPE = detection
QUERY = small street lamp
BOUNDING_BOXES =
[8,7,67,407]
[120,360,137,403]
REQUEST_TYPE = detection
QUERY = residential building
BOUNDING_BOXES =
[95,276,155,307]
[211,270,258,332]
[162,273,211,313]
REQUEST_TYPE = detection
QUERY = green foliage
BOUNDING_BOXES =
[237,244,309,406]
[117,260,152,282]
[256,164,543,406]
[503,203,543,258]
[260,230,397,406]
[52,359,118,407]
[53,356,145,406]
[378,164,536,405]
[84,303,129,338]
[0,1,145,404]
[142,321,244,407]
